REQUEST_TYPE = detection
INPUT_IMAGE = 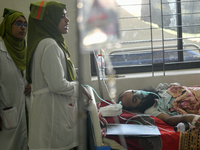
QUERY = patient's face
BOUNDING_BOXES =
[120,90,142,109]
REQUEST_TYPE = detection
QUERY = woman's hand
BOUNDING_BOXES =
[24,84,31,97]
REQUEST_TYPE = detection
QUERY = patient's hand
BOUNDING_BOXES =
[195,117,200,129]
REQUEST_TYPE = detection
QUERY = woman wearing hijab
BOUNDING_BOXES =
[26,1,91,149]
[0,8,30,150]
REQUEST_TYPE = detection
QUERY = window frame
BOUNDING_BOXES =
[90,0,200,77]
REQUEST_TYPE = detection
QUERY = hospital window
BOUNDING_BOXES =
[90,0,200,77]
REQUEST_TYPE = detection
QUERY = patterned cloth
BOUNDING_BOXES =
[167,84,200,115]
[179,128,200,150]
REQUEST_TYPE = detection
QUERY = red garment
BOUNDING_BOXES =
[98,101,180,150]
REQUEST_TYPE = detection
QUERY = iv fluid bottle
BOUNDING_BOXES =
[97,54,105,80]
[174,122,190,132]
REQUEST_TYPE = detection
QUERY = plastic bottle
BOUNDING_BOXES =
[97,54,105,80]
[174,122,190,132]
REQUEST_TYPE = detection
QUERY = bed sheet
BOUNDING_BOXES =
[97,100,180,150]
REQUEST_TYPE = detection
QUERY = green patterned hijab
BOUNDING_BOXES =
[26,1,76,83]
[0,8,27,75]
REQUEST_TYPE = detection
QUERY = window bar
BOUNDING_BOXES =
[161,0,166,76]
[177,0,184,61]
[149,0,154,76]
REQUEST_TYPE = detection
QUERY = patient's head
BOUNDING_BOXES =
[118,87,158,113]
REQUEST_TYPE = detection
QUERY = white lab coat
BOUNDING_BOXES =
[28,38,79,150]
[0,37,29,150]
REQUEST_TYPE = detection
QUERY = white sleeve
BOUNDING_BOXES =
[41,42,78,98]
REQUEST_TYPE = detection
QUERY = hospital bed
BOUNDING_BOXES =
[86,85,200,150]
[86,86,125,150]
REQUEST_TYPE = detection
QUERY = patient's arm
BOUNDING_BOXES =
[157,113,197,126]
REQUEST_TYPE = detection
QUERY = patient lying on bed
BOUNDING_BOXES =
[117,83,200,129]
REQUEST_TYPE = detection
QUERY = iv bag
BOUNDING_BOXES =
[77,0,119,51]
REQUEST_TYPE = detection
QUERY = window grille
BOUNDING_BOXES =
[91,0,200,76]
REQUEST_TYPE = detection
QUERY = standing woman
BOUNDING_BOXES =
[0,8,30,150]
[26,1,91,150]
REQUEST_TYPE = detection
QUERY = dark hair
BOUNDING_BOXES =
[135,93,158,113]
[135,87,159,113]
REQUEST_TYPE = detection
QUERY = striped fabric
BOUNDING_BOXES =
[30,1,47,20]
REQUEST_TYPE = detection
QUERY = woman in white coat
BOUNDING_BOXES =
[0,8,30,150]
[26,1,91,150]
